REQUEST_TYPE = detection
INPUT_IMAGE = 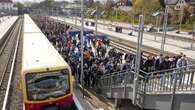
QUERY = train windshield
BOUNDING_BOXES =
[26,69,70,101]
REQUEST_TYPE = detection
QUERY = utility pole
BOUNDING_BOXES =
[179,8,184,33]
[64,2,66,23]
[116,6,118,20]
[160,2,168,54]
[75,4,77,26]
[158,15,162,32]
[154,15,159,41]
[81,0,84,98]
[95,3,98,37]
[132,15,144,105]
[191,22,195,50]
[132,15,135,34]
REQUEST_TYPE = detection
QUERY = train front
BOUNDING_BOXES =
[23,69,74,110]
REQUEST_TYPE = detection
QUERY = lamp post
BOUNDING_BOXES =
[160,1,168,54]
[95,2,98,37]
[64,2,66,23]
[132,15,144,105]
[75,3,77,26]
[116,6,118,20]
[158,15,162,32]
[131,15,135,34]
[179,7,184,33]
[154,15,159,41]
[81,0,84,98]
[191,22,195,50]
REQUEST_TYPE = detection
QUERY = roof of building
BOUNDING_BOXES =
[166,0,195,5]
[0,0,13,3]
[166,0,179,5]
[190,0,195,4]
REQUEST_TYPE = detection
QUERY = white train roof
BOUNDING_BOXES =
[24,14,42,33]
[23,15,68,73]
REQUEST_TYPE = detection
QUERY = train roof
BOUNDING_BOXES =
[22,15,68,73]
[23,32,67,73]
[24,14,42,33]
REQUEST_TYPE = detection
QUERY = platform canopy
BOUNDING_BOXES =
[68,28,93,36]
[87,33,108,41]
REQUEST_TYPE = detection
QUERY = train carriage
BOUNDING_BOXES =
[22,14,74,110]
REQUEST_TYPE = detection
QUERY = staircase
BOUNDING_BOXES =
[99,64,195,110]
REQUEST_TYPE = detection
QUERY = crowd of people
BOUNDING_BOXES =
[33,16,189,89]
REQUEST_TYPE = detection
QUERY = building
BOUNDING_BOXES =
[115,0,132,7]
[167,0,195,14]
[0,0,13,10]
[174,0,188,10]
[0,0,15,15]
[115,0,132,12]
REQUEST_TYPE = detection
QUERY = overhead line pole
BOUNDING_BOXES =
[132,15,144,105]
[160,0,168,54]
[191,22,195,50]
[81,0,84,98]
[179,8,184,33]
[95,3,98,37]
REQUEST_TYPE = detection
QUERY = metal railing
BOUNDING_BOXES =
[99,64,195,96]
[140,64,195,94]
[100,69,144,92]
[101,70,134,89]
[99,64,195,110]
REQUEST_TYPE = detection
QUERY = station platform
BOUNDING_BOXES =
[73,85,113,110]
[73,86,94,110]
[70,17,193,39]
[0,16,10,23]
[0,16,18,40]
[51,17,195,60]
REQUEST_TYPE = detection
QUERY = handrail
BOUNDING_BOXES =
[101,68,145,79]
[101,69,131,77]
[100,63,195,80]
[146,64,195,75]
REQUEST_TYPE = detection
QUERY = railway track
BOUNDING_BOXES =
[0,17,22,110]
[77,18,195,43]
[107,34,172,56]
[6,17,23,110]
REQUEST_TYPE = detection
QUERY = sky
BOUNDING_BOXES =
[13,0,72,3]
[13,0,106,3]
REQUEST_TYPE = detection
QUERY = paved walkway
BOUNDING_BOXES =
[71,17,193,38]
[52,17,195,60]
[73,87,94,110]
[0,16,18,40]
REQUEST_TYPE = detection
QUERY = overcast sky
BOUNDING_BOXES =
[13,0,106,3]
[13,0,72,3]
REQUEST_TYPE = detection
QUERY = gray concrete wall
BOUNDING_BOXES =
[143,94,195,110]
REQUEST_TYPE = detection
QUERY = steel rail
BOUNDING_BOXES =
[0,18,22,110]
[0,18,20,86]
[2,18,22,110]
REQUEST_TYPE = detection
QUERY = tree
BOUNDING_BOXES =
[105,0,113,10]
[86,0,94,8]
[14,2,25,15]
[42,0,54,9]
[132,0,162,14]
[159,0,165,8]
[15,2,24,9]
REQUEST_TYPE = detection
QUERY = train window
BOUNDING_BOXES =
[25,69,70,101]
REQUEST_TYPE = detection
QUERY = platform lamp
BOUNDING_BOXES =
[80,0,85,98]
[191,22,195,50]
[160,0,168,54]
[132,15,144,105]
[95,1,100,38]
[75,1,77,26]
